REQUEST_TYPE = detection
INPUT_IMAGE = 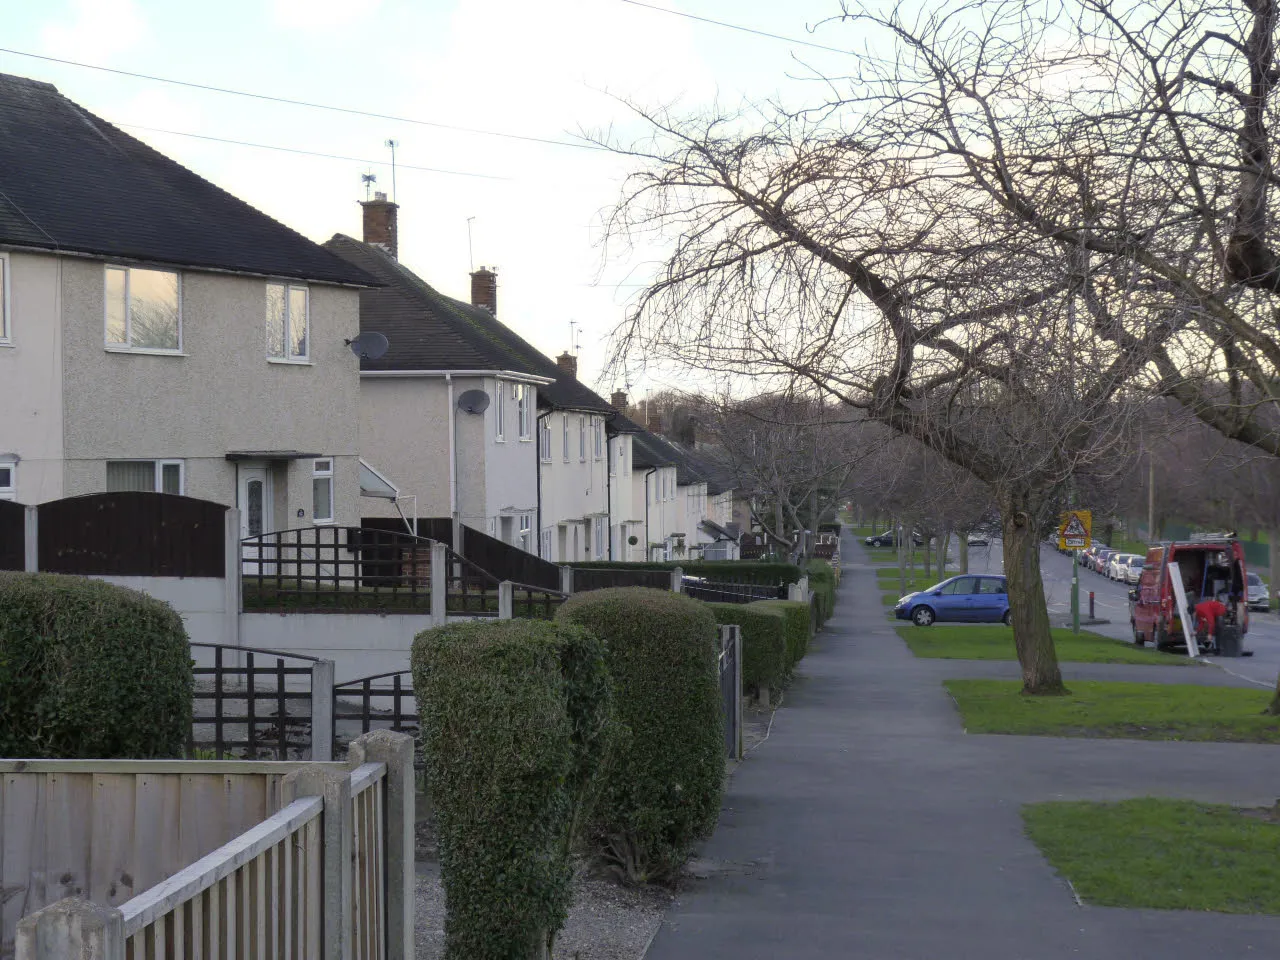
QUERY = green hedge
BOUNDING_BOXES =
[704,601,787,697]
[557,587,723,883]
[571,560,803,586]
[805,560,836,625]
[749,599,812,670]
[0,572,192,758]
[411,619,611,958]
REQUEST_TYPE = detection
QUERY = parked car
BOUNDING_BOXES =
[1247,572,1270,612]
[865,529,925,547]
[1130,538,1249,652]
[1107,553,1134,581]
[894,574,1011,626]
[1080,545,1099,568]
[1123,554,1144,584]
[967,533,991,547]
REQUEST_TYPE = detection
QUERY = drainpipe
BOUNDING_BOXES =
[447,373,458,546]
[537,410,550,559]
[644,466,656,563]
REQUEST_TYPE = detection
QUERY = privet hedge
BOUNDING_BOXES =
[557,587,723,883]
[0,572,192,758]
[805,561,837,625]
[703,601,786,699]
[411,619,611,959]
[749,599,812,670]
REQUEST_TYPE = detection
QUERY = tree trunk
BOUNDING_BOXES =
[959,534,969,574]
[938,529,950,577]
[1000,495,1067,696]
[1269,528,1279,610]
[923,534,932,579]
[896,516,906,595]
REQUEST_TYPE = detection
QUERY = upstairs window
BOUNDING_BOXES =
[0,254,9,344]
[106,266,181,352]
[579,416,586,462]
[562,414,570,461]
[539,417,552,462]
[516,384,531,440]
[594,419,604,459]
[266,282,309,361]
[0,461,14,500]
[495,382,506,440]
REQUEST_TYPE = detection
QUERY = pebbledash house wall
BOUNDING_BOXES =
[38,254,362,523]
[0,252,65,503]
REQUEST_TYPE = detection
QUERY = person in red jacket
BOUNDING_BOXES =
[1194,595,1227,647]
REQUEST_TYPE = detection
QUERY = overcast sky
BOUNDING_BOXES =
[1,0,856,396]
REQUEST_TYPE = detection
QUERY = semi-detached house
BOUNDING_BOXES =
[0,73,376,543]
[325,201,643,561]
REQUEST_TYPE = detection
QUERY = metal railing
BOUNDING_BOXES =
[443,545,501,615]
[683,577,787,604]
[189,643,334,761]
[241,526,436,613]
[333,671,420,771]
[509,581,569,619]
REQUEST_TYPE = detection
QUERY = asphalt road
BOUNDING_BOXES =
[971,538,1280,690]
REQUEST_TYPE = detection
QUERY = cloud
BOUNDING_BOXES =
[273,0,383,32]
[39,0,148,63]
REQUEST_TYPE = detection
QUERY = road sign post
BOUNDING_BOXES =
[1059,510,1092,634]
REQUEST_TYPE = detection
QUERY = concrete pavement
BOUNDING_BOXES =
[644,535,1280,960]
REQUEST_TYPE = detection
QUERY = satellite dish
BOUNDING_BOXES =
[457,389,490,414]
[346,331,390,360]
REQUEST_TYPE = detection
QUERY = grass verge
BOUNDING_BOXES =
[1023,798,1280,914]
[946,679,1280,742]
[901,625,1192,665]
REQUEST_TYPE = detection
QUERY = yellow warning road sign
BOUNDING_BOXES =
[1058,510,1092,551]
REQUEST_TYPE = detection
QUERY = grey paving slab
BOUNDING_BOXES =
[645,536,1280,960]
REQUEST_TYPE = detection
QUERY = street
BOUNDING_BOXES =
[970,539,1280,689]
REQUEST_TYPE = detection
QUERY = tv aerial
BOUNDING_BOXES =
[346,331,390,360]
[457,389,491,414]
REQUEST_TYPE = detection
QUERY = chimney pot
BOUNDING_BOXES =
[360,195,399,259]
[470,267,498,315]
[556,352,578,379]
[611,390,628,413]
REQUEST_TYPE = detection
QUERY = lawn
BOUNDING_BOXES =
[1023,799,1280,914]
[899,625,1192,665]
[945,679,1280,743]
[866,550,932,567]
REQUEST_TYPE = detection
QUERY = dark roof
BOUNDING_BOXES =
[0,73,373,286]
[324,235,625,418]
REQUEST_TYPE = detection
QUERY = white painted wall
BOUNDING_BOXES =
[482,377,538,544]
[0,252,64,503]
[240,611,437,682]
[93,575,232,647]
[540,410,611,561]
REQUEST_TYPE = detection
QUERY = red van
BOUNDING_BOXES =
[1130,538,1249,653]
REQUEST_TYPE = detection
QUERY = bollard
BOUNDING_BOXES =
[1089,591,1095,620]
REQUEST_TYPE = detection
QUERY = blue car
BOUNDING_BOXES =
[894,574,1011,626]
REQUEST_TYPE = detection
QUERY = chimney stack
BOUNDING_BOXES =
[556,352,578,379]
[611,390,628,413]
[470,267,498,315]
[648,412,662,434]
[360,192,399,259]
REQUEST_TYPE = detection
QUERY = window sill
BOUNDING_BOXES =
[495,437,506,444]
[0,339,12,349]
[541,457,553,464]
[312,518,335,526]
[519,437,533,443]
[268,357,314,366]
[104,346,186,357]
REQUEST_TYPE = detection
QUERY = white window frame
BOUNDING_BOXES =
[104,265,183,355]
[579,416,586,462]
[266,281,310,363]
[312,458,334,524]
[105,459,185,494]
[0,252,10,345]
[516,384,531,440]
[562,414,570,461]
[0,460,15,500]
[594,419,603,459]
[540,527,552,559]
[520,513,533,552]
[495,382,506,441]
[595,518,605,558]
[539,417,552,462]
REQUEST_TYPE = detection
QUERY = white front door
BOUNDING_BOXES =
[239,465,274,574]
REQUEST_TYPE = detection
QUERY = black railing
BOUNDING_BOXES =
[510,582,569,620]
[682,578,786,604]
[444,546,501,616]
[188,643,319,760]
[241,526,434,612]
[333,670,421,767]
[569,567,672,592]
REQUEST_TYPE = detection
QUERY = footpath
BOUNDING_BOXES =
[645,534,1280,959]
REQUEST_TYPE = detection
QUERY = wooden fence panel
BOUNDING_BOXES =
[37,492,226,577]
[570,567,672,592]
[459,523,561,590]
[0,499,24,571]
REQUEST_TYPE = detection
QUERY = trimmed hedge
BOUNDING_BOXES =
[805,560,837,625]
[557,587,723,883]
[411,619,611,959]
[0,572,192,758]
[571,560,803,586]
[703,601,787,698]
[749,599,812,670]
